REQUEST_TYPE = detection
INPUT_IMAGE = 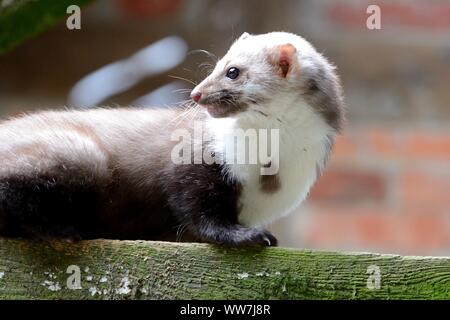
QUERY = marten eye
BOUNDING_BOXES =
[226,67,240,79]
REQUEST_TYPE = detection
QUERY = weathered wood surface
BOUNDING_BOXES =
[0,0,93,54]
[0,238,449,299]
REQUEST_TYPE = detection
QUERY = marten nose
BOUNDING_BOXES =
[191,91,202,103]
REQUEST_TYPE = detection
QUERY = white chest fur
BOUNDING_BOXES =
[206,100,334,227]
[236,142,326,227]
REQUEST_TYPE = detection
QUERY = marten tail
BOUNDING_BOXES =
[0,126,112,240]
[0,168,109,240]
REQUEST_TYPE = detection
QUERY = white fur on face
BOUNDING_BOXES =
[193,31,326,110]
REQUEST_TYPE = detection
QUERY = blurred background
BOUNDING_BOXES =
[1,0,449,255]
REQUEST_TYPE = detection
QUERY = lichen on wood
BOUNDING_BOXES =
[0,238,449,299]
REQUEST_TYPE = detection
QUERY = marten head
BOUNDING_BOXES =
[191,31,345,132]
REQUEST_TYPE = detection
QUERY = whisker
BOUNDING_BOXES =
[168,75,198,86]
[172,103,199,128]
[176,223,189,242]
[172,88,193,94]
[186,106,198,124]
[163,102,197,129]
[188,49,219,62]
[198,62,214,75]
[198,62,213,68]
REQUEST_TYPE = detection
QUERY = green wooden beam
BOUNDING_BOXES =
[0,0,94,54]
[0,238,449,299]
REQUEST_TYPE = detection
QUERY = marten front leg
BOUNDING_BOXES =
[167,163,278,247]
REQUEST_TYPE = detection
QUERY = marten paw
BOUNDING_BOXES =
[232,227,278,247]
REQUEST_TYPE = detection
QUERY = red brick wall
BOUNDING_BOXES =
[274,127,450,255]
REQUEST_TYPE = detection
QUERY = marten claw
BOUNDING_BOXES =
[230,227,278,247]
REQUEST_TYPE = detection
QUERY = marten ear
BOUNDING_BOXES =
[269,43,298,78]
[238,32,250,41]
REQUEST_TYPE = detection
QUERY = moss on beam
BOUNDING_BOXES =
[0,238,449,299]
[0,0,93,54]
